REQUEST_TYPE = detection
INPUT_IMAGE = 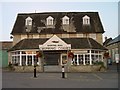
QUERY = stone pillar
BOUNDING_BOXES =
[104,58,108,69]
[38,57,41,65]
[19,51,22,66]
[89,50,92,65]
[40,58,44,72]
[67,57,72,72]
[83,54,86,65]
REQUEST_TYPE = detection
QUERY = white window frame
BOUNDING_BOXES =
[25,17,32,26]
[46,16,54,25]
[62,16,69,25]
[82,15,90,25]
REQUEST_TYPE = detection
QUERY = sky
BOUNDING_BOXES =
[0,0,119,42]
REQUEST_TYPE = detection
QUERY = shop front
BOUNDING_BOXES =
[9,35,107,72]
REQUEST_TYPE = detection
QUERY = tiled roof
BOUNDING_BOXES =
[103,38,112,47]
[0,41,13,50]
[9,38,107,51]
[107,35,120,46]
[11,12,104,34]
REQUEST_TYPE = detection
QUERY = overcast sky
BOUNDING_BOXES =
[0,0,119,42]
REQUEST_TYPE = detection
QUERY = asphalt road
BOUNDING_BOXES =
[2,72,118,88]
[2,64,119,88]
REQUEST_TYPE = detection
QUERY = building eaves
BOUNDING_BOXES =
[9,38,107,51]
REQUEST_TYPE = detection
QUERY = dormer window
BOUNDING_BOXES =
[46,16,54,25]
[82,15,90,25]
[25,17,32,26]
[62,16,69,25]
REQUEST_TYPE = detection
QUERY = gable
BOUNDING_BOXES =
[39,35,71,50]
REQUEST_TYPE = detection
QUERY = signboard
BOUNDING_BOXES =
[39,45,71,50]
[39,35,71,50]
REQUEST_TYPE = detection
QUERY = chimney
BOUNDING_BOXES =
[105,36,107,41]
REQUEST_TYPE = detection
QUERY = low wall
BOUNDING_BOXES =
[13,65,105,72]
[14,66,43,72]
[69,65,104,72]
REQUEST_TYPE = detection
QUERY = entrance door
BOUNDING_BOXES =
[44,53,60,65]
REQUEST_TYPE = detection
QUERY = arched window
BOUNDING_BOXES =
[25,17,32,26]
[82,15,90,25]
[62,16,69,25]
[46,16,54,25]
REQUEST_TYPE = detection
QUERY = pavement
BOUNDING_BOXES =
[1,64,120,88]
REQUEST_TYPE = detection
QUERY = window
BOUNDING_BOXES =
[46,16,54,25]
[82,15,90,25]
[25,17,32,26]
[62,55,67,65]
[62,16,69,25]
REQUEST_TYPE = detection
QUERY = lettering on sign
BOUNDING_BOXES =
[39,46,71,50]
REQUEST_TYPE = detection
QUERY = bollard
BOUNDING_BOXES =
[34,65,37,78]
[62,65,65,78]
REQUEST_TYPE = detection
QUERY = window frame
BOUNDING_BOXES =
[46,16,54,25]
[82,15,90,25]
[62,16,69,25]
[25,17,32,26]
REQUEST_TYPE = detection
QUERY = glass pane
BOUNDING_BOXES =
[22,51,26,54]
[27,56,32,66]
[78,55,83,64]
[22,56,26,66]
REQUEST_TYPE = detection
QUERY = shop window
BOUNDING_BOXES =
[22,56,26,66]
[62,54,67,65]
[12,56,19,66]
[78,55,83,64]
[73,55,77,65]
[27,56,32,66]
[85,55,89,64]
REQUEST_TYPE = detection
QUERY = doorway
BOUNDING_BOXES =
[44,53,60,65]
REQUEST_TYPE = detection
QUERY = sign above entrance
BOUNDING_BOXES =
[39,35,71,50]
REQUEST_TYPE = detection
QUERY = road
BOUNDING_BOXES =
[2,64,119,88]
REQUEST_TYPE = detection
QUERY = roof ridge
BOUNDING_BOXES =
[18,12,98,15]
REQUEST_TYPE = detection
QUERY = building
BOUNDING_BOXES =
[103,35,120,63]
[9,12,107,72]
[0,41,13,67]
